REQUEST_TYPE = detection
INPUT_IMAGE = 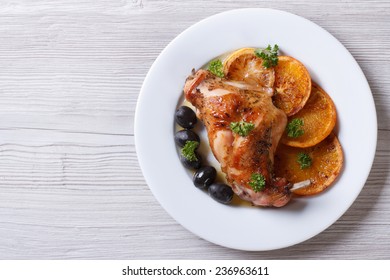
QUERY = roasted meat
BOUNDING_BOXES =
[184,69,292,207]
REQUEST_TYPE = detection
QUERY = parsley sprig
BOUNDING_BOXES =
[208,59,224,77]
[249,173,266,192]
[286,118,304,138]
[297,153,312,169]
[230,121,255,137]
[181,141,199,162]
[255,44,279,68]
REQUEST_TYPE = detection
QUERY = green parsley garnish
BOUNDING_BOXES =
[230,121,255,137]
[297,153,312,169]
[181,141,199,162]
[249,173,266,192]
[254,44,279,68]
[286,118,304,138]
[208,59,224,77]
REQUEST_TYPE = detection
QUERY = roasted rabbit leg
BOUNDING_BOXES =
[184,69,291,207]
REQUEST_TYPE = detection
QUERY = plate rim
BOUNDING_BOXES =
[135,8,378,251]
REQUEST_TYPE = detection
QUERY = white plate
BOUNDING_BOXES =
[135,8,377,251]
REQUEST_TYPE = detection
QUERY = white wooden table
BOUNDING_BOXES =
[0,0,389,259]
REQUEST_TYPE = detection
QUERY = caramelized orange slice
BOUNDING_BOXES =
[223,48,275,88]
[274,133,343,196]
[273,56,311,116]
[281,82,337,147]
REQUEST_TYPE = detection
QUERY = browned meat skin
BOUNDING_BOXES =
[184,69,291,207]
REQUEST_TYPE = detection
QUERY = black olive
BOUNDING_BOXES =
[175,106,197,129]
[193,166,217,189]
[179,153,202,170]
[174,130,200,147]
[208,183,234,204]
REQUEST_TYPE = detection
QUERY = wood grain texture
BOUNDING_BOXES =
[0,0,389,259]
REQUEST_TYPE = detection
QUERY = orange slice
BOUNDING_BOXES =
[223,47,275,88]
[273,56,312,116]
[281,82,337,148]
[274,133,344,196]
